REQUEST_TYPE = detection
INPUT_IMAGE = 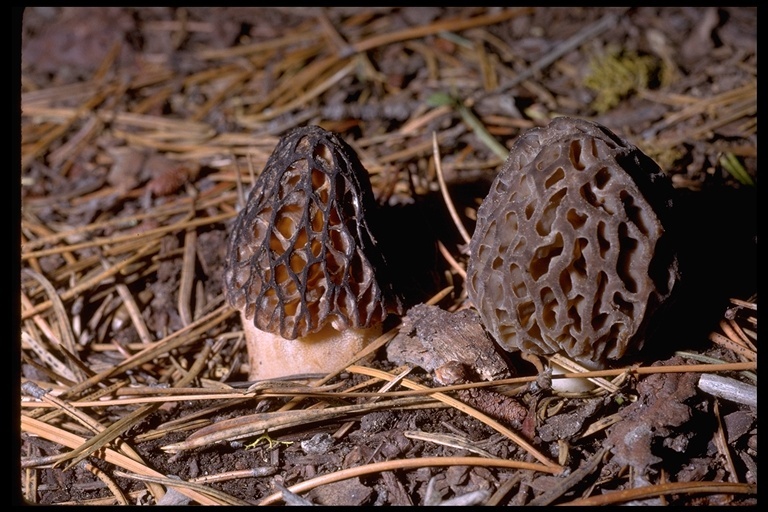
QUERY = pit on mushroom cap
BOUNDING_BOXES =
[467,117,678,370]
[225,126,402,380]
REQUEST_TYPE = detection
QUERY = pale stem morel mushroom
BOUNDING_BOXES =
[466,117,678,389]
[225,126,402,380]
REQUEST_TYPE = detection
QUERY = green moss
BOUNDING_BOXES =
[640,144,684,174]
[583,46,666,113]
[720,152,755,186]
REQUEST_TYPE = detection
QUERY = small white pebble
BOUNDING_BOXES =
[301,433,334,455]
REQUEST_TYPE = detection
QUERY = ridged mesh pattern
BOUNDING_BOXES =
[225,126,400,340]
[467,117,678,364]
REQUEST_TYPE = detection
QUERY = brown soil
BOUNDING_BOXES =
[18,7,756,506]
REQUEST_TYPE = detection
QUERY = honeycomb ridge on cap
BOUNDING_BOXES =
[467,117,678,365]
[225,125,401,340]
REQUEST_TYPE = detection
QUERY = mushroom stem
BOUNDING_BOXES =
[548,352,620,393]
[241,311,381,381]
[549,356,603,393]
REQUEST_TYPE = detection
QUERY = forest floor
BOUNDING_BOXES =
[18,7,756,506]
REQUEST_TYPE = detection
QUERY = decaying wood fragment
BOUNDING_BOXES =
[386,304,511,381]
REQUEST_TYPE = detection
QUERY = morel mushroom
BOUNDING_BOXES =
[225,126,402,380]
[467,117,678,368]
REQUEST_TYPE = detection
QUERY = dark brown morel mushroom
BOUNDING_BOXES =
[225,126,402,380]
[467,117,678,368]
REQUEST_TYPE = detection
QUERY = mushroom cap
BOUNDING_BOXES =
[225,125,401,340]
[467,117,678,365]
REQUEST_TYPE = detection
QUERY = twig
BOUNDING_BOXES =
[21,382,165,500]
[21,83,119,170]
[437,240,467,279]
[21,241,161,320]
[191,69,252,122]
[349,365,561,470]
[642,83,755,140]
[697,374,757,407]
[433,132,472,245]
[378,129,456,164]
[47,115,103,169]
[58,321,225,470]
[22,185,236,251]
[561,481,755,506]
[258,455,558,505]
[722,318,756,353]
[113,281,154,345]
[22,212,232,261]
[349,8,533,56]
[21,269,84,380]
[316,9,353,54]
[80,461,130,505]
[528,446,610,506]
[160,396,439,452]
[729,297,757,310]
[196,30,317,60]
[178,228,198,326]
[274,482,315,506]
[487,8,626,95]
[244,59,358,122]
[20,331,78,385]
[242,48,335,118]
[711,400,739,483]
[428,94,509,159]
[57,304,234,402]
[112,471,251,506]
[708,332,756,362]
[404,430,495,458]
